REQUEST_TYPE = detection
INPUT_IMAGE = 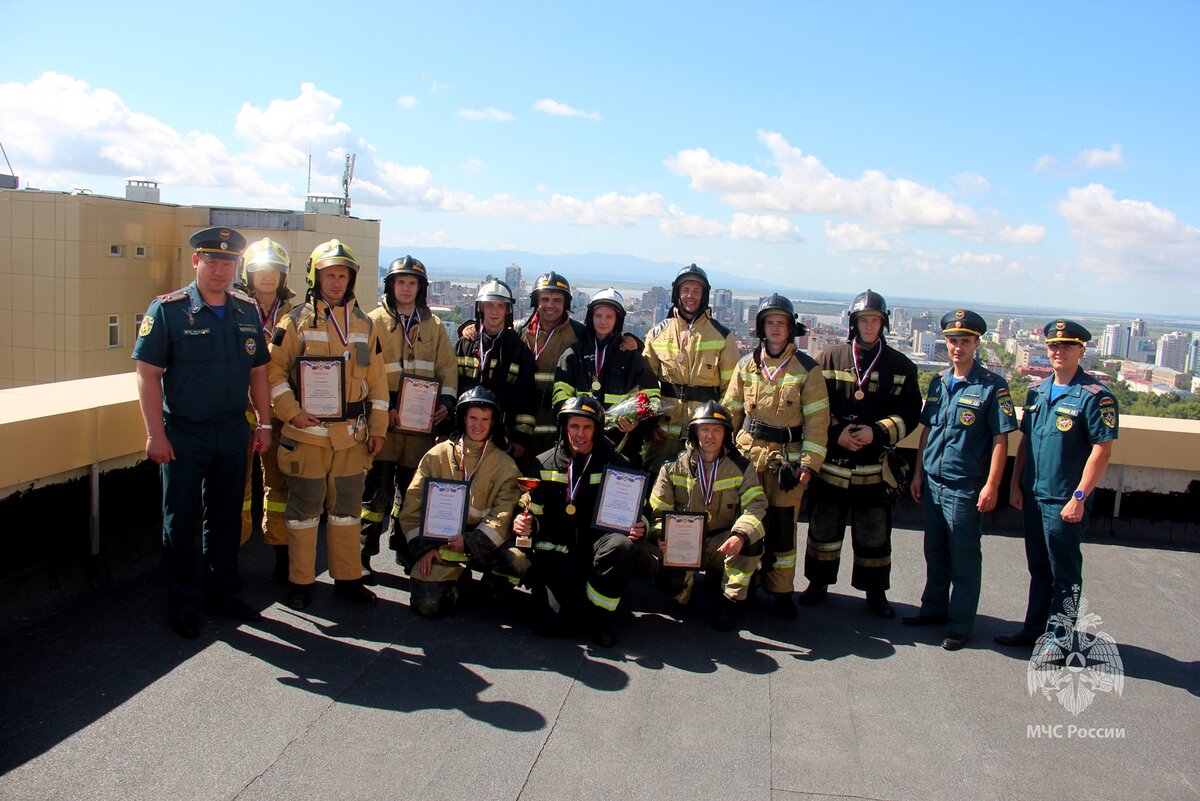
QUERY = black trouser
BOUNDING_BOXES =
[531,531,634,623]
[161,417,249,615]
[803,480,892,592]
[361,461,415,561]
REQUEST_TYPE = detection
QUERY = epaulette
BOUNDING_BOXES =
[1082,383,1103,395]
[708,317,731,339]
[228,288,256,306]
[155,288,189,303]
[979,368,998,382]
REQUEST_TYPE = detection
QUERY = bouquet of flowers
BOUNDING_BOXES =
[605,392,661,428]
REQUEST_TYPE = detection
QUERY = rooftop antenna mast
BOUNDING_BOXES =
[306,150,312,195]
[341,153,356,216]
[0,139,14,175]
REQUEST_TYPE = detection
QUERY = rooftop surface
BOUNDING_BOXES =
[1,528,1196,801]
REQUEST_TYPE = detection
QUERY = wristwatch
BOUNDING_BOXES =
[1072,489,1086,501]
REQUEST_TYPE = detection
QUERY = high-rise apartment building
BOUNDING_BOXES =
[1130,318,1146,338]
[1156,331,1190,373]
[1101,323,1131,359]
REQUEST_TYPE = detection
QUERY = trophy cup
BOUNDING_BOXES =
[515,477,540,549]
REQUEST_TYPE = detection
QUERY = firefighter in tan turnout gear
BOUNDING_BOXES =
[268,239,388,611]
[643,401,768,632]
[642,264,741,474]
[360,256,457,581]
[396,387,528,617]
[236,237,296,582]
[723,294,830,619]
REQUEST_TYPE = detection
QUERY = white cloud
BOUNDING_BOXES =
[660,205,727,239]
[533,98,602,120]
[1073,144,1123,170]
[461,157,487,175]
[824,221,906,253]
[666,130,1011,237]
[456,107,516,122]
[430,80,450,93]
[1033,154,1058,175]
[950,172,991,195]
[1035,145,1124,176]
[730,213,803,243]
[396,95,417,109]
[1057,183,1200,282]
[996,223,1046,244]
[236,83,351,146]
[949,252,1003,266]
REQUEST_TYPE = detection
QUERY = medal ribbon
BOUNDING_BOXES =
[530,314,561,361]
[761,350,794,383]
[852,339,883,397]
[459,439,489,484]
[593,343,608,387]
[477,332,498,380]
[697,456,720,511]
[259,298,280,336]
[676,314,699,358]
[328,303,351,355]
[566,453,592,506]
[400,308,421,350]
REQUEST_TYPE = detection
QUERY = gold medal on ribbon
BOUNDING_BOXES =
[565,503,576,516]
[591,380,601,391]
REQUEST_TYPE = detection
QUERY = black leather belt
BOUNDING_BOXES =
[660,384,720,403]
[330,400,368,421]
[744,418,804,443]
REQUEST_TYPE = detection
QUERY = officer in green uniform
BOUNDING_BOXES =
[133,226,273,639]
[996,320,1118,647]
[906,310,1017,650]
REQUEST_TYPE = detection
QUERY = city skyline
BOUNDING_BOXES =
[2,2,1197,316]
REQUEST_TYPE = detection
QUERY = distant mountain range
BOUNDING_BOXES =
[378,245,795,295]
[377,245,1200,328]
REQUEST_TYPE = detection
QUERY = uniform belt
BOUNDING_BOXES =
[744,418,804,443]
[661,384,719,403]
[330,400,368,421]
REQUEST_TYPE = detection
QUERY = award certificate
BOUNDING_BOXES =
[592,467,648,534]
[397,377,442,433]
[662,512,705,569]
[298,357,344,419]
[420,479,469,542]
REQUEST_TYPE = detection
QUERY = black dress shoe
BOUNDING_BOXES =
[902,613,948,626]
[205,597,262,622]
[942,632,968,651]
[866,591,896,619]
[796,582,828,607]
[994,631,1038,647]
[334,579,378,605]
[170,611,201,639]
[286,583,313,610]
[772,592,798,619]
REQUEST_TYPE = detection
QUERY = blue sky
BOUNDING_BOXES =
[2,1,1197,317]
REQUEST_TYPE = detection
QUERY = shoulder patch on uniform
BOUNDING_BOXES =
[996,386,1011,396]
[156,288,189,303]
[138,315,155,337]
[1099,395,1115,406]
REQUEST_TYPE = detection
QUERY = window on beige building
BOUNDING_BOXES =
[135,245,148,258]
[108,315,120,348]
[109,244,123,257]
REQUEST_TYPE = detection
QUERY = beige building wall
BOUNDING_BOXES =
[0,188,380,389]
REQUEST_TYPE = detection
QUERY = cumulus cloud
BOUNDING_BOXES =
[730,213,804,243]
[1057,183,1200,282]
[824,221,907,253]
[533,98,603,120]
[665,130,1035,241]
[996,223,1046,244]
[396,95,417,108]
[660,206,727,239]
[1035,145,1124,176]
[456,107,516,122]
